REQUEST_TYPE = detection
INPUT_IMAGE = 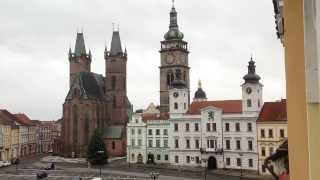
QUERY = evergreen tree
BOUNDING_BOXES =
[87,129,108,165]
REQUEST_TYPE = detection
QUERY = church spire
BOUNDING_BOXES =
[109,29,123,56]
[164,0,184,40]
[74,32,86,57]
[243,56,261,83]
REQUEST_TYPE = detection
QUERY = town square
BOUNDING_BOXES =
[0,0,319,180]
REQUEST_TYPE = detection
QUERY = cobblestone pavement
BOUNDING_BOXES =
[0,154,272,180]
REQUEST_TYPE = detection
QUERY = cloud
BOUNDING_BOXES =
[0,0,285,120]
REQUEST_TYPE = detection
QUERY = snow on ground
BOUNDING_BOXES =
[41,156,87,163]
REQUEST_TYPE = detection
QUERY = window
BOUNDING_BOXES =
[261,147,266,156]
[131,153,135,161]
[226,140,231,150]
[148,140,153,147]
[247,123,252,132]
[269,147,274,156]
[226,158,231,166]
[225,123,230,132]
[210,140,214,148]
[174,123,178,131]
[262,165,266,172]
[112,141,115,150]
[165,154,169,161]
[111,76,116,90]
[157,154,161,160]
[186,139,190,149]
[131,139,135,146]
[131,129,135,135]
[236,140,241,150]
[113,95,116,108]
[156,129,160,135]
[206,123,211,132]
[269,129,273,138]
[185,123,190,132]
[195,123,199,132]
[186,156,190,163]
[184,103,186,110]
[248,159,253,167]
[164,139,168,147]
[195,139,200,149]
[175,156,179,163]
[258,99,261,107]
[175,139,179,148]
[261,129,265,138]
[156,140,160,147]
[148,129,152,135]
[138,129,142,135]
[138,139,142,146]
[235,123,240,132]
[237,158,242,166]
[247,99,252,107]
[196,156,200,164]
[280,129,285,138]
[212,123,217,132]
[174,103,178,110]
[248,140,253,151]
[163,129,168,135]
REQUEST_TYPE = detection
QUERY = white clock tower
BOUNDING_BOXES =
[241,57,263,113]
[169,75,189,116]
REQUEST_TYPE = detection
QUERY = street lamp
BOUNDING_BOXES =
[200,148,207,180]
[239,152,243,179]
[96,150,104,178]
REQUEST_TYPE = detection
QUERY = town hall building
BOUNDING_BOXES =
[127,2,263,171]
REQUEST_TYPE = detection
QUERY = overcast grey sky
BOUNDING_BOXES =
[0,0,285,120]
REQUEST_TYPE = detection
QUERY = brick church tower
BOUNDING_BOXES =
[69,32,92,87]
[159,2,190,112]
[104,30,129,125]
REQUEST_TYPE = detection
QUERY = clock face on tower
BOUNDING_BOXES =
[166,53,175,64]
[246,87,252,94]
[173,92,179,98]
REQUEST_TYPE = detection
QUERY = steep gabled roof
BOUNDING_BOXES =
[14,113,34,126]
[257,99,287,122]
[0,109,18,126]
[65,71,106,101]
[187,100,242,115]
[110,31,122,56]
[74,32,86,57]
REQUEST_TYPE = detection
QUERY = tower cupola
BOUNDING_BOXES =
[164,0,184,40]
[194,80,207,102]
[243,57,261,84]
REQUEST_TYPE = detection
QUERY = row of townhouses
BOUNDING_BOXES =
[0,109,61,161]
[127,59,288,173]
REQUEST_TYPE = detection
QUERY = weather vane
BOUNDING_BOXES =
[172,0,175,7]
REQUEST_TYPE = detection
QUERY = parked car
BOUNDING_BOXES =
[36,171,48,179]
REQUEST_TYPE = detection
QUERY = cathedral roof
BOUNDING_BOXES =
[110,31,123,56]
[74,32,87,57]
[257,99,287,122]
[65,71,106,101]
[187,100,242,114]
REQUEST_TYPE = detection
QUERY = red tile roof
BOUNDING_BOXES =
[257,99,287,122]
[186,100,242,114]
[14,113,34,126]
[142,113,169,121]
[0,109,18,125]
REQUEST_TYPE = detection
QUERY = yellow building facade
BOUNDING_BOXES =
[256,100,287,175]
[273,0,320,179]
[0,124,12,161]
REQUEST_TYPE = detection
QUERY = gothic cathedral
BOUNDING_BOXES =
[61,30,130,158]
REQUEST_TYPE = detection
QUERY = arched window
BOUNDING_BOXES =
[131,153,135,161]
[84,112,89,145]
[247,99,252,107]
[111,76,116,90]
[258,99,261,107]
[174,103,178,110]
[167,70,174,86]
[72,105,78,145]
[183,71,186,81]
[112,141,116,150]
[113,95,116,108]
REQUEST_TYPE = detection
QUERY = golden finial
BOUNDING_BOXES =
[198,79,202,88]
